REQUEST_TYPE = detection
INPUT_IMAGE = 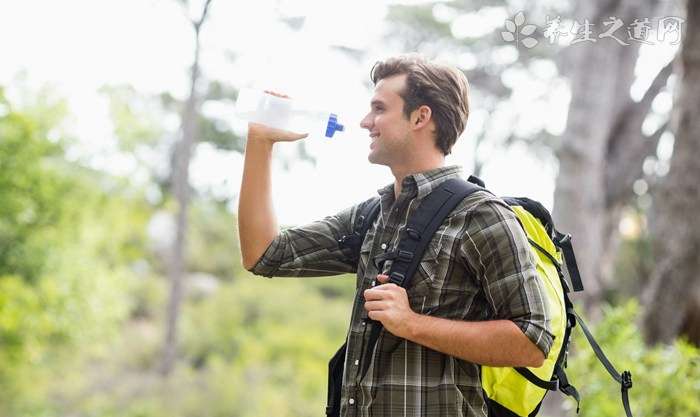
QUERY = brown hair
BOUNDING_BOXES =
[370,54,470,155]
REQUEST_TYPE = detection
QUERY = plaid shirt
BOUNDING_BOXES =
[249,165,553,417]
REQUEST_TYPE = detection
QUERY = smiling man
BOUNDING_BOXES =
[238,54,552,417]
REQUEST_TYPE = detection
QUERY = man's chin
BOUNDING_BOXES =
[367,151,382,165]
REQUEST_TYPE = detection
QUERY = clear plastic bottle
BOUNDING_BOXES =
[234,87,345,139]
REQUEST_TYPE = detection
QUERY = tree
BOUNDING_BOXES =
[552,0,670,310]
[160,0,215,377]
[642,0,700,346]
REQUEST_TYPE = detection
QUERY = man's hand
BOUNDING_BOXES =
[363,274,417,339]
[247,90,308,144]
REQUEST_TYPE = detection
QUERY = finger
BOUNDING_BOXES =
[373,283,398,291]
[285,132,308,140]
[364,301,386,311]
[376,274,390,284]
[365,288,398,304]
[364,288,387,301]
[368,310,385,321]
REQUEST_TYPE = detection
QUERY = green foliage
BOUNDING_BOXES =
[49,273,356,417]
[0,275,49,414]
[100,84,168,152]
[0,86,148,416]
[186,200,244,280]
[562,300,700,417]
[0,92,70,282]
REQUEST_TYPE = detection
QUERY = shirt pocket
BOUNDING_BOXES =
[412,240,442,294]
[409,236,468,316]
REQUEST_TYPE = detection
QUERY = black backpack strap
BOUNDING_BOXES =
[572,309,634,417]
[326,343,347,417]
[514,367,560,391]
[553,230,584,292]
[555,367,582,414]
[338,197,381,264]
[467,174,486,187]
[359,177,484,381]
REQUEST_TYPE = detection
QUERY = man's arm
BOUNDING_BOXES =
[237,93,362,277]
[364,276,544,368]
[406,314,545,367]
[238,113,307,270]
[239,135,277,270]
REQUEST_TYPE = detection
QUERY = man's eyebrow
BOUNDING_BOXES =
[371,99,386,107]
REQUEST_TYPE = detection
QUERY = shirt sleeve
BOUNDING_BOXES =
[247,198,372,278]
[459,199,554,357]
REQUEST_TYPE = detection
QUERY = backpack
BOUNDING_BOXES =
[326,176,634,417]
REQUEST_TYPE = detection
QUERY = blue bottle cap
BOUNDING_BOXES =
[325,113,345,138]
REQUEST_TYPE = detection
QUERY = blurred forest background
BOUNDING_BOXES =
[1,0,699,416]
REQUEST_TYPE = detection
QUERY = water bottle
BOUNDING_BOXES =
[234,87,345,139]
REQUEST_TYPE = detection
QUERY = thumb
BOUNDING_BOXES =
[376,274,390,284]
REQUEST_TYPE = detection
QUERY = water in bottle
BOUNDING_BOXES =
[234,87,345,139]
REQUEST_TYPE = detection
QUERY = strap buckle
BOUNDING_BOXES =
[621,370,633,390]
[354,215,367,233]
[389,272,405,286]
[556,232,572,246]
[405,227,421,240]
[397,250,414,263]
[338,234,359,249]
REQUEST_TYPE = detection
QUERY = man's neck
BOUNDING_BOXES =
[391,158,445,198]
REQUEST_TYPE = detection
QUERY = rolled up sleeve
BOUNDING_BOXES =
[460,199,554,357]
[247,198,372,278]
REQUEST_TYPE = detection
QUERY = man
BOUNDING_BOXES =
[238,54,553,417]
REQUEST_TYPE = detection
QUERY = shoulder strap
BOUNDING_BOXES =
[360,177,484,380]
[383,178,484,288]
[337,197,381,264]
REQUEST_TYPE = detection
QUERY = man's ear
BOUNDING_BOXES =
[412,105,432,129]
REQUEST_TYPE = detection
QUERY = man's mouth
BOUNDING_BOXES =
[369,133,379,149]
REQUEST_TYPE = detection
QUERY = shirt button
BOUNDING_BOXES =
[380,243,387,250]
[349,398,355,405]
[354,359,359,365]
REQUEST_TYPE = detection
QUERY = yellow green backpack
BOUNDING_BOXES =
[327,176,634,417]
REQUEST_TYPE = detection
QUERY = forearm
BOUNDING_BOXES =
[238,137,279,270]
[405,313,545,368]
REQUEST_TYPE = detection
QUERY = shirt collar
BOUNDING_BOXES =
[376,165,464,200]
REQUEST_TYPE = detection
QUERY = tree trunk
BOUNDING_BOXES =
[643,0,700,346]
[160,0,213,377]
[553,0,659,311]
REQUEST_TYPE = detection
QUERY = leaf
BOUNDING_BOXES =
[521,37,538,49]
[520,24,537,36]
[504,19,516,33]
[501,31,515,42]
[514,11,525,26]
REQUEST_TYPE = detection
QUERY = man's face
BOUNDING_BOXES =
[360,74,413,167]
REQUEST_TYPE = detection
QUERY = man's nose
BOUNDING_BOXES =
[360,113,372,130]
